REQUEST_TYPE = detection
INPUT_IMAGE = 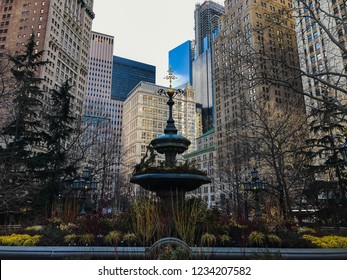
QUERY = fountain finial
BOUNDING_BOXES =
[158,67,184,135]
[163,66,179,97]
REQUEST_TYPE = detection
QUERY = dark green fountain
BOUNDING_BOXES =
[130,69,210,209]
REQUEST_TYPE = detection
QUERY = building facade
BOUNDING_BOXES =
[168,40,194,89]
[184,128,225,208]
[194,0,225,58]
[193,0,225,134]
[111,56,156,101]
[0,0,94,125]
[293,0,347,188]
[213,0,304,176]
[294,0,347,114]
[122,81,197,196]
[83,31,123,205]
[192,49,214,133]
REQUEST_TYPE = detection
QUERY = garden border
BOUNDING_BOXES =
[1,246,347,259]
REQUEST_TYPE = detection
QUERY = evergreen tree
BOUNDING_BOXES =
[34,80,76,211]
[304,95,347,225]
[0,35,48,216]
[1,34,47,167]
[47,79,75,172]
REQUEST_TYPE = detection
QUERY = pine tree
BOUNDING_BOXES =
[32,80,76,214]
[47,79,75,171]
[2,34,47,166]
[0,35,48,215]
[304,95,347,225]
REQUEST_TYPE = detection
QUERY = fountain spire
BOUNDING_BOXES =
[158,67,184,135]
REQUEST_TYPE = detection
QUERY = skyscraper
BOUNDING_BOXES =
[0,0,94,125]
[194,0,224,58]
[294,0,347,114]
[193,0,224,133]
[213,0,304,171]
[168,40,194,89]
[83,31,123,206]
[292,1,347,189]
[111,56,156,101]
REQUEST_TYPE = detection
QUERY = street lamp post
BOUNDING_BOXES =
[72,167,98,215]
[243,168,267,218]
[338,137,347,205]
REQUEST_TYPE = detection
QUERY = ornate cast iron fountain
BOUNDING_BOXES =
[130,68,211,209]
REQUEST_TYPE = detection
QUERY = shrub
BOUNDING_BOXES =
[218,234,231,246]
[0,234,41,246]
[302,235,347,248]
[131,199,160,246]
[48,217,63,227]
[25,225,45,232]
[104,231,122,245]
[201,233,216,247]
[59,223,79,233]
[123,233,137,245]
[297,227,316,235]
[267,234,282,247]
[64,234,77,245]
[248,231,265,247]
[78,234,94,246]
[173,199,206,246]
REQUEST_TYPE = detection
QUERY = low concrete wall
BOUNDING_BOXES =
[1,246,347,259]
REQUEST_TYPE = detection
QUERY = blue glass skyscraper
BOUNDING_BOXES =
[168,40,194,89]
[193,0,224,133]
[111,56,156,101]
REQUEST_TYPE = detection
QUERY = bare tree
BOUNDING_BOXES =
[212,0,347,220]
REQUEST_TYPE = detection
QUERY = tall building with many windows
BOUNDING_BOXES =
[213,0,304,173]
[0,0,94,126]
[184,128,222,208]
[111,56,156,101]
[293,1,347,187]
[194,0,224,58]
[294,0,347,114]
[122,81,197,196]
[168,40,194,89]
[83,31,123,204]
[193,0,224,133]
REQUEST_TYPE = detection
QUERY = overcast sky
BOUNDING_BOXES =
[92,0,216,86]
